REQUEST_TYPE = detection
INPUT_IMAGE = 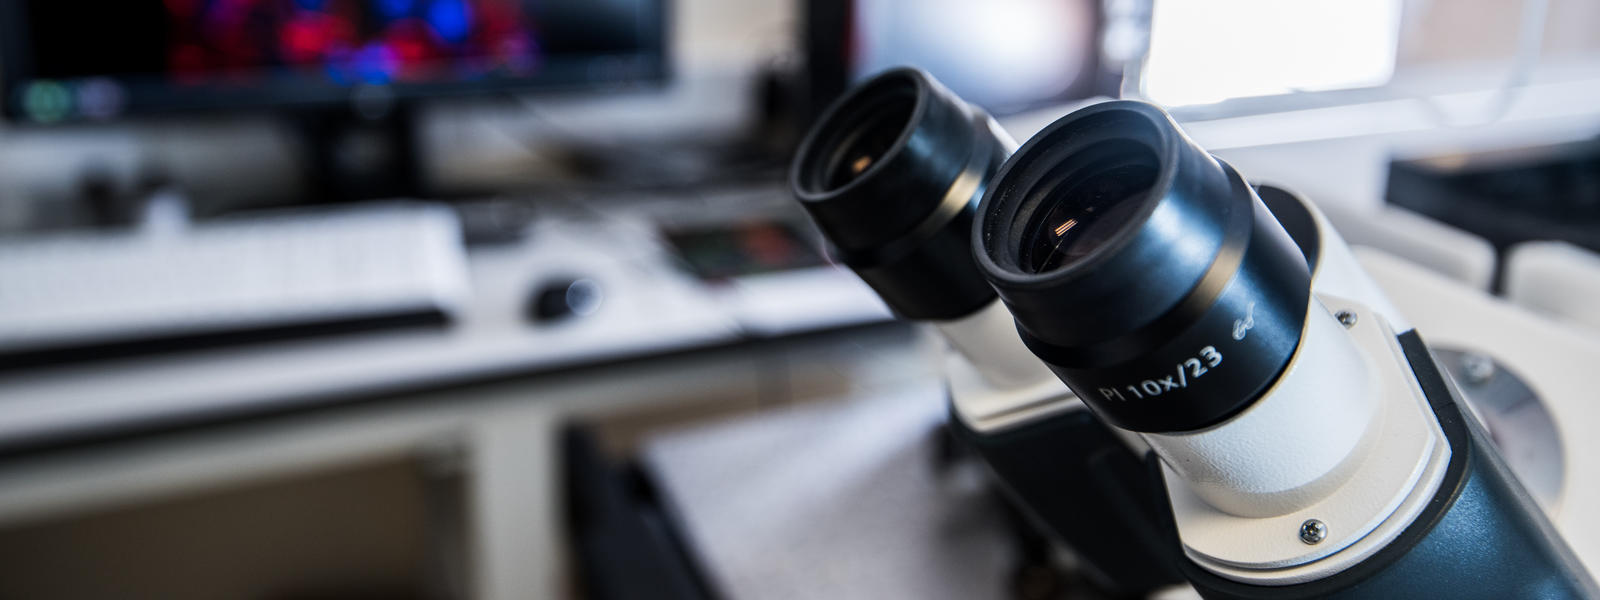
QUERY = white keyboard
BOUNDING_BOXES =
[0,204,470,365]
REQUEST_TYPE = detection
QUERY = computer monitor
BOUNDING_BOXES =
[0,0,667,200]
[0,0,666,123]
[805,0,1112,118]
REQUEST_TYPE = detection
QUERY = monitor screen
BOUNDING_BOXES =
[837,0,1106,114]
[0,0,666,123]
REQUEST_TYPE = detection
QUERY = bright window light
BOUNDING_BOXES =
[853,0,1094,111]
[1142,0,1402,107]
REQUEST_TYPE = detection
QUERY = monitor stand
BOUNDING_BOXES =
[291,104,425,204]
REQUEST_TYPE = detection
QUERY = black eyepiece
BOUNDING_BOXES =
[1018,140,1160,274]
[806,84,916,193]
[790,68,1010,321]
[974,101,1312,433]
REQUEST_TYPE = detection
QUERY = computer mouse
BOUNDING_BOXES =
[527,277,603,323]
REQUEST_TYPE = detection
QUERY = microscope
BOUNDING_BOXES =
[969,100,1597,597]
[789,68,1182,596]
[792,69,1599,597]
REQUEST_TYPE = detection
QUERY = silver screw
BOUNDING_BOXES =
[1300,519,1328,544]
[1460,352,1496,386]
[1335,311,1358,328]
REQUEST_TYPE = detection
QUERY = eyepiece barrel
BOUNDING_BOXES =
[973,101,1312,433]
[790,68,1010,321]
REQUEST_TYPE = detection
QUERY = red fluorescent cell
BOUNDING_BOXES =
[385,19,445,67]
[282,15,330,62]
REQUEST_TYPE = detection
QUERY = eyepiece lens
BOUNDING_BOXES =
[818,91,915,192]
[1020,145,1158,273]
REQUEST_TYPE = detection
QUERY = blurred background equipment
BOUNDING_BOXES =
[1387,138,1600,287]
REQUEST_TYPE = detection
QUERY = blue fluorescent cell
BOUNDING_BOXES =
[75,78,126,119]
[427,0,473,43]
[294,0,326,10]
[375,0,415,19]
[356,43,397,84]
